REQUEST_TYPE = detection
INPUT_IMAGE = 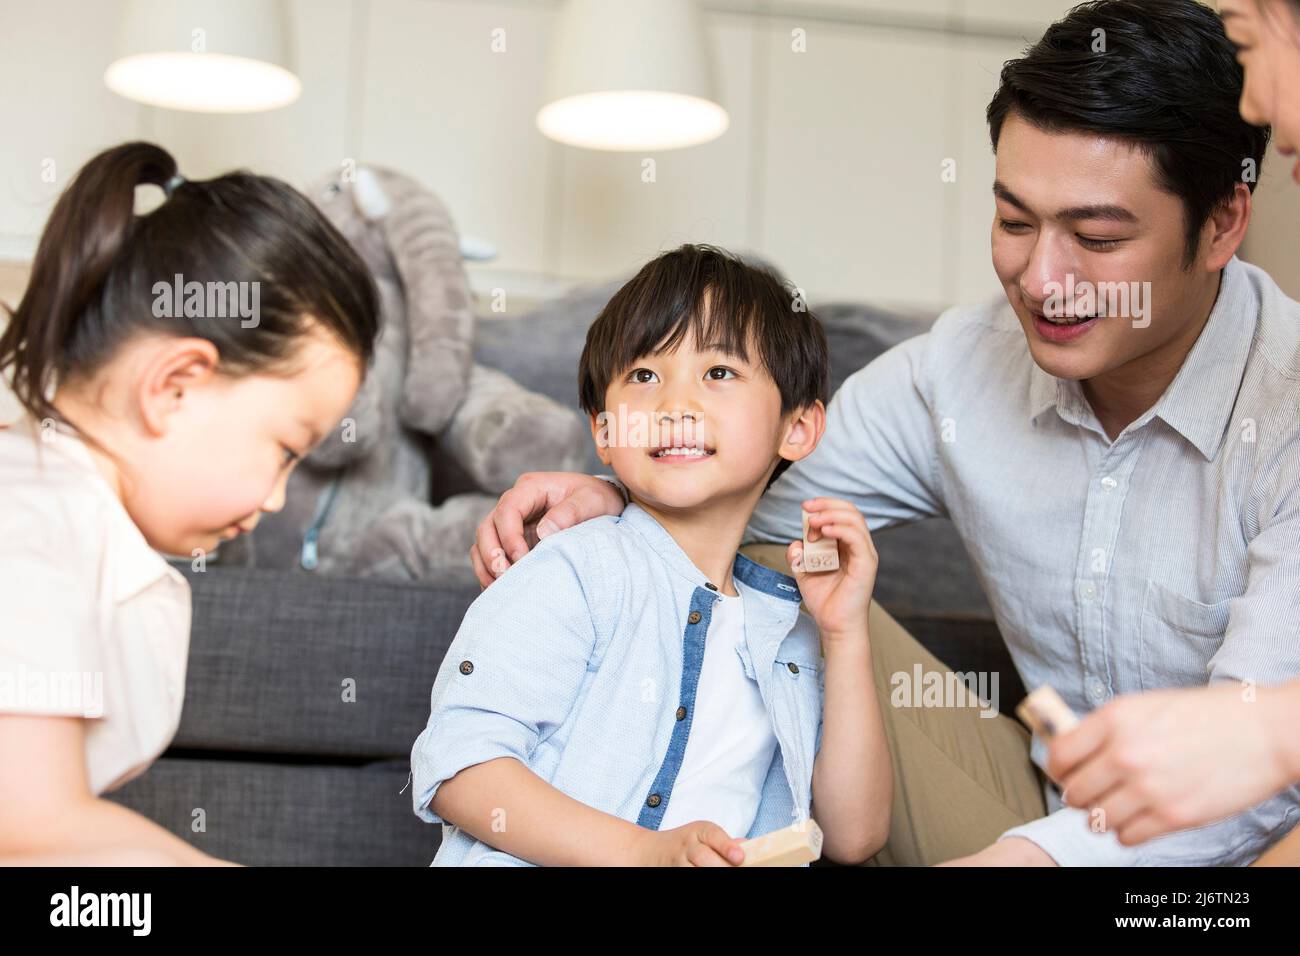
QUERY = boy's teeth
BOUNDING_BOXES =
[655,446,709,457]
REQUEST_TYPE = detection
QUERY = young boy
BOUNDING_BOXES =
[408,244,892,866]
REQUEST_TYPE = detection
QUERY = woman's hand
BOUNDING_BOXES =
[635,820,746,866]
[1049,681,1299,846]
[470,472,625,587]
[787,497,878,644]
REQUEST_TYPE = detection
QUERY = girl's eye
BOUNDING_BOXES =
[1079,236,1123,251]
[629,368,658,384]
[706,367,736,381]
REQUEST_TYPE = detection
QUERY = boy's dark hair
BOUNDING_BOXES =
[0,141,380,426]
[986,0,1271,267]
[578,243,828,491]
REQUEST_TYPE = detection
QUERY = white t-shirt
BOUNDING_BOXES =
[657,590,778,838]
[0,414,191,794]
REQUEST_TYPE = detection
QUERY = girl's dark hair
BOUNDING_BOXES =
[986,0,1271,267]
[0,141,379,425]
[578,243,829,490]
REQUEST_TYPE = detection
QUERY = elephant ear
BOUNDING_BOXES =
[298,167,390,467]
[373,169,474,436]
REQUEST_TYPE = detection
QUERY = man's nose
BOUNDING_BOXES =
[1020,231,1075,311]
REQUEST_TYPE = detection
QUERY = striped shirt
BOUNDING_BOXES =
[746,256,1300,865]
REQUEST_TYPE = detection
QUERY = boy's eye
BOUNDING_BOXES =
[707,366,736,380]
[282,446,301,466]
[629,368,658,384]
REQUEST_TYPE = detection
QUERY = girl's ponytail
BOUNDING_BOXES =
[0,142,180,424]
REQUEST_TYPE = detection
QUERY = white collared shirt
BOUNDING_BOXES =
[747,256,1300,865]
[0,413,191,794]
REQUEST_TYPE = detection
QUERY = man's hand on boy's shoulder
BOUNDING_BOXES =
[471,471,625,589]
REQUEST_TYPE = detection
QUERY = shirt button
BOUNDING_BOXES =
[1080,583,1096,600]
[1088,678,1106,700]
[458,660,474,675]
[786,662,800,675]
[646,794,662,808]
[705,582,717,591]
[676,706,687,721]
[1100,476,1117,491]
[688,611,702,624]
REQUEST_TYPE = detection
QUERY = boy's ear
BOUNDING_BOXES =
[136,336,220,436]
[589,410,613,466]
[779,400,826,464]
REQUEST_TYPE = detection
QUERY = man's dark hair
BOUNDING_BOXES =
[578,243,829,491]
[986,0,1271,267]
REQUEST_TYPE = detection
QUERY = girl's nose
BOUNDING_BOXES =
[262,471,291,514]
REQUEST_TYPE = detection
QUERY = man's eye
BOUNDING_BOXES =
[629,368,658,384]
[707,367,736,380]
[1079,236,1123,251]
[998,219,1031,234]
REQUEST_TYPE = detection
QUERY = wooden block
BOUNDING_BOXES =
[1015,685,1080,740]
[738,819,824,867]
[801,509,839,573]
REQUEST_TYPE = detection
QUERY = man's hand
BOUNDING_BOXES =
[1048,682,1297,846]
[470,472,625,588]
[937,837,1057,866]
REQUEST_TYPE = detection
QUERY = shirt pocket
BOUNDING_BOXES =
[1138,579,1230,691]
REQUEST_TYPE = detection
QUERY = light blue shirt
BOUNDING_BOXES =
[409,501,825,866]
[746,256,1300,865]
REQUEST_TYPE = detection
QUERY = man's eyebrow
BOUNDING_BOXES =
[993,181,1137,224]
[992,180,1029,211]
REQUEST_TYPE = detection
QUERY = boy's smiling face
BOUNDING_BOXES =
[591,324,820,513]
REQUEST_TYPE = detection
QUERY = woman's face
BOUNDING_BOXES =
[1222,0,1300,181]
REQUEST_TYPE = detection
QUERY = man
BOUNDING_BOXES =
[470,0,1300,865]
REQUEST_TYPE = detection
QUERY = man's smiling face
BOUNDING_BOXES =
[991,112,1225,384]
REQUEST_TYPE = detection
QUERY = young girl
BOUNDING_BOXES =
[0,142,379,864]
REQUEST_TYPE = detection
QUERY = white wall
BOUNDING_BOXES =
[2,0,1294,320]
[0,0,1073,316]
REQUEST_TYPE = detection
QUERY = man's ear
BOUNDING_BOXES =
[1201,182,1252,272]
[136,337,220,436]
[589,410,613,466]
[779,400,826,465]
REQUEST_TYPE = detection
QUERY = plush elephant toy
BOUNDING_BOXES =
[233,165,590,580]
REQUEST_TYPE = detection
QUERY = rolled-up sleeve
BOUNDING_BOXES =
[410,537,599,824]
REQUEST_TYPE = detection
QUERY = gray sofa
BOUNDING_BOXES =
[109,285,1021,866]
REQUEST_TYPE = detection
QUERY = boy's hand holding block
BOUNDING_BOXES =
[801,509,839,573]
[1016,685,1079,740]
[738,819,824,867]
